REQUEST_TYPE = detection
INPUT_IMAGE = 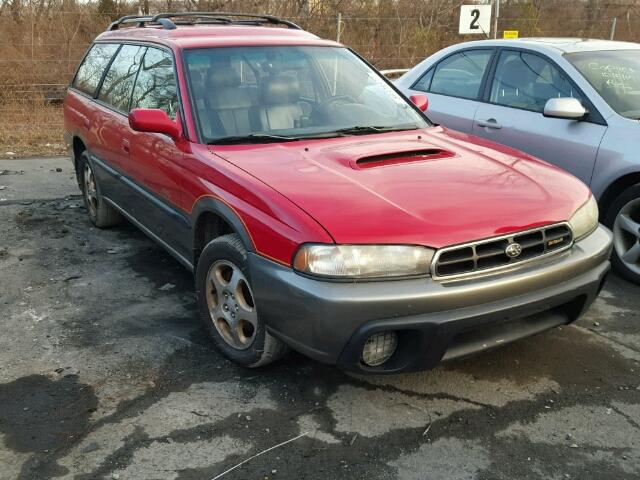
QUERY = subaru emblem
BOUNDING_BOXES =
[505,243,522,258]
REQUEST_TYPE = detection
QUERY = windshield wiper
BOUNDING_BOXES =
[208,125,421,144]
[208,134,300,145]
[332,125,419,136]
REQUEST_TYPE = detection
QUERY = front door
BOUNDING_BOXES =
[127,46,191,258]
[472,49,607,185]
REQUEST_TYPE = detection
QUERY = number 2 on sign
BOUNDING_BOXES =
[470,9,480,30]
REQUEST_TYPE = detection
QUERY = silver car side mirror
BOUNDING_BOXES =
[543,97,588,120]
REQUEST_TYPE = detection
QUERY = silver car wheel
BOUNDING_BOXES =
[83,162,98,218]
[205,260,258,350]
[613,197,640,276]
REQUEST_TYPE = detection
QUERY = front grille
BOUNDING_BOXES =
[432,223,573,279]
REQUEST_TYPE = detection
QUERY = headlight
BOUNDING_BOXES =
[569,195,599,240]
[293,244,434,279]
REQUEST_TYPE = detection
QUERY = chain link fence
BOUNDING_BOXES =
[1,0,639,157]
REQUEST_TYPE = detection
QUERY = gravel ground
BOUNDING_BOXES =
[1,157,639,480]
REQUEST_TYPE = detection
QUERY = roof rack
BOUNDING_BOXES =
[107,12,301,31]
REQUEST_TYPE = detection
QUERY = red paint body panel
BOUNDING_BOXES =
[177,144,334,264]
[210,126,590,249]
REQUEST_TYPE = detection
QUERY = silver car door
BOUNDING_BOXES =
[406,49,494,133]
[472,49,607,185]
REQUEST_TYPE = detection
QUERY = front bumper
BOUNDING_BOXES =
[249,225,612,374]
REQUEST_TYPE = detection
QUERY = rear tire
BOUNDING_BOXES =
[604,184,640,285]
[195,233,288,367]
[78,151,121,228]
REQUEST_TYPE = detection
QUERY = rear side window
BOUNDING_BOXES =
[73,43,119,96]
[429,50,493,100]
[98,45,146,112]
[131,48,178,119]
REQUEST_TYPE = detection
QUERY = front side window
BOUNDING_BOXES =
[98,44,146,112]
[73,43,119,96]
[566,50,640,119]
[131,48,178,119]
[183,46,429,143]
[428,50,493,100]
[490,51,584,112]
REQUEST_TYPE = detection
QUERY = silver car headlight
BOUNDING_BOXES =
[569,195,599,241]
[293,244,434,279]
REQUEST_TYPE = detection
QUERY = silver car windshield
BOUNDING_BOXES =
[566,50,640,119]
[183,46,429,143]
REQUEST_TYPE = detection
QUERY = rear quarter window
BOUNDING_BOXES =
[412,68,434,93]
[73,43,120,96]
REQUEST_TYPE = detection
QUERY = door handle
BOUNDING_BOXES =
[121,139,130,153]
[476,119,502,129]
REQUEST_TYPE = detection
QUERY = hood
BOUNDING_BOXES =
[209,127,590,248]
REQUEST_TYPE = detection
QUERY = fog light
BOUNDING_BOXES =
[361,331,398,367]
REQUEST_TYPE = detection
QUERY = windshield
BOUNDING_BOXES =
[566,50,640,119]
[183,46,429,143]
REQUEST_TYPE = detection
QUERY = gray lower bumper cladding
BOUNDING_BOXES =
[249,225,613,374]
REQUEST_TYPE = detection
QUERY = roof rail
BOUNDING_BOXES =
[108,15,153,31]
[107,12,301,31]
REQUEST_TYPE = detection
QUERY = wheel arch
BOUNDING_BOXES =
[191,197,256,266]
[71,135,88,185]
[72,135,86,157]
[598,171,640,223]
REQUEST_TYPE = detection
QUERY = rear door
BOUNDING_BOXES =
[403,48,494,133]
[472,49,607,185]
[93,44,146,203]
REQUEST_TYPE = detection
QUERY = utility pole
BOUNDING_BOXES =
[493,0,500,39]
[336,13,342,42]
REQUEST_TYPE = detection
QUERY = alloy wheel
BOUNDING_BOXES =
[83,162,98,218]
[205,260,258,350]
[613,197,640,277]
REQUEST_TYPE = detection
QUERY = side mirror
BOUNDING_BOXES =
[543,98,587,120]
[409,94,428,112]
[129,108,180,140]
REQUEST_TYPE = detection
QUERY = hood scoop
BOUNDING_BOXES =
[353,148,455,169]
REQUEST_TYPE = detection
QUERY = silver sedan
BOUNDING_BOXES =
[396,38,640,284]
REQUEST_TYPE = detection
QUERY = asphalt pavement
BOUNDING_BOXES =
[1,157,639,480]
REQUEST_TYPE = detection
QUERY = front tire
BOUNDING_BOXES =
[604,184,640,285]
[79,151,121,228]
[195,233,288,367]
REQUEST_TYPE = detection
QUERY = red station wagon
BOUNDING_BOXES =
[64,13,613,373]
